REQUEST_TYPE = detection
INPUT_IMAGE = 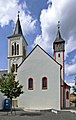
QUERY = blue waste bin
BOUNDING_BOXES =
[3,98,12,110]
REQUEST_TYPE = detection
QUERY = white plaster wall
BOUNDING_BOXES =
[17,46,61,110]
[22,37,27,54]
[55,52,64,79]
[0,92,5,110]
[55,51,64,108]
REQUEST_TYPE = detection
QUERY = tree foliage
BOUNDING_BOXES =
[72,86,76,96]
[0,73,23,99]
[72,81,76,107]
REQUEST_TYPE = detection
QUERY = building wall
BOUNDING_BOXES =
[64,88,70,108]
[17,46,61,110]
[55,51,64,81]
[54,51,64,108]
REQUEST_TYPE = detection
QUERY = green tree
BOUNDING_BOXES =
[72,77,76,107]
[0,73,23,113]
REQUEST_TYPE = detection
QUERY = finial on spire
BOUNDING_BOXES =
[18,11,20,18]
[57,21,60,30]
[14,11,22,35]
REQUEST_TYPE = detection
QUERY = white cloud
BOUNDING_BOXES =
[34,0,76,58]
[65,36,76,58]
[33,35,51,52]
[72,55,76,63]
[65,63,76,76]
[0,0,36,34]
[33,1,58,53]
[20,11,37,34]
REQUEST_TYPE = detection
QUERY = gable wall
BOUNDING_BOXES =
[17,46,61,110]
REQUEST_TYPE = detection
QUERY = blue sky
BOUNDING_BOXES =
[0,0,76,88]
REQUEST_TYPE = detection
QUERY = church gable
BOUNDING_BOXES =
[18,44,61,69]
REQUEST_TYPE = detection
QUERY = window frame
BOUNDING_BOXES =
[17,44,19,55]
[28,78,33,90]
[66,91,69,99]
[58,53,60,57]
[12,45,14,56]
[42,77,47,90]
[14,42,16,55]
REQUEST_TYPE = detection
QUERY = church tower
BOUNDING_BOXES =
[53,21,65,108]
[8,12,28,74]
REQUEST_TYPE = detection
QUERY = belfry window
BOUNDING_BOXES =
[17,44,19,55]
[14,43,16,55]
[12,45,14,55]
[12,43,19,56]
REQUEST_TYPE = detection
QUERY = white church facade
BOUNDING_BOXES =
[0,13,70,110]
[17,45,62,110]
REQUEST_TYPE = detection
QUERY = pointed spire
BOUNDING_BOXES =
[14,11,23,35]
[54,21,65,43]
[57,21,61,38]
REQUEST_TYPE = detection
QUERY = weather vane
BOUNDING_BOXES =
[18,11,20,18]
[57,21,60,30]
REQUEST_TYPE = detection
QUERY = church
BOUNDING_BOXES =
[2,13,71,110]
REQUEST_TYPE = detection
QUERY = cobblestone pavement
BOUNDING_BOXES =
[0,109,76,120]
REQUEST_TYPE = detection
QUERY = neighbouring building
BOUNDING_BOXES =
[70,93,76,107]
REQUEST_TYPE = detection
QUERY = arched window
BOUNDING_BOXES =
[66,91,69,99]
[42,77,47,89]
[11,64,15,73]
[12,45,14,55]
[12,43,19,55]
[14,43,16,55]
[17,44,19,55]
[12,43,16,55]
[28,78,33,90]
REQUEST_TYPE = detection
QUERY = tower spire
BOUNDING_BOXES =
[54,21,65,43]
[14,11,23,35]
[56,21,62,39]
[53,21,65,108]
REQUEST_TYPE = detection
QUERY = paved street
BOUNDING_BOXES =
[0,109,76,120]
